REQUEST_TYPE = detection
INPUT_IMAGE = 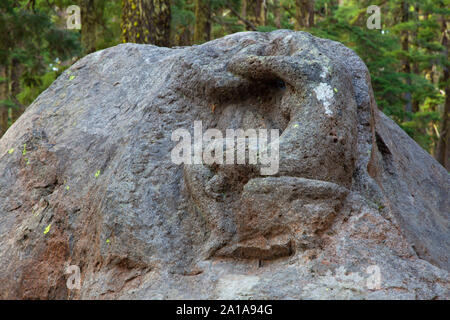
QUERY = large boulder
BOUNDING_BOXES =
[0,30,448,299]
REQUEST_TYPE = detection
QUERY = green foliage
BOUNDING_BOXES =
[0,0,448,159]
[0,1,80,69]
[307,0,448,155]
[0,0,81,133]
[17,69,65,106]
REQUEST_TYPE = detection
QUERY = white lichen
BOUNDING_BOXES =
[314,82,334,116]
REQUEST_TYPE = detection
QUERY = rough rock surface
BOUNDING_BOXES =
[0,30,448,299]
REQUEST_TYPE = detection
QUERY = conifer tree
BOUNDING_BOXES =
[194,0,211,43]
[121,0,171,46]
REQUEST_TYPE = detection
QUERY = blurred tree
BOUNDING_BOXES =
[10,58,25,123]
[194,0,211,43]
[273,0,282,28]
[121,0,171,46]
[295,0,314,29]
[78,0,98,53]
[400,0,413,117]
[247,0,266,27]
[0,66,8,136]
[436,2,449,169]
[0,0,448,167]
[172,0,195,46]
[0,0,80,135]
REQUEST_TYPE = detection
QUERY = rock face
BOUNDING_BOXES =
[0,30,448,299]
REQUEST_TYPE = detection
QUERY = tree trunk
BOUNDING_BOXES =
[436,81,450,169]
[295,0,306,29]
[401,0,412,119]
[412,61,420,113]
[121,0,171,47]
[0,66,8,137]
[246,0,264,28]
[412,3,420,113]
[241,0,247,22]
[436,14,449,169]
[295,0,314,29]
[10,59,24,123]
[261,0,267,26]
[308,0,315,27]
[274,0,281,29]
[194,0,211,44]
[79,0,97,54]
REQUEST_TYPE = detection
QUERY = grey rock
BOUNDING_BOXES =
[0,30,448,299]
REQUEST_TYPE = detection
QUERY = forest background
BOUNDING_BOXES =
[0,0,449,169]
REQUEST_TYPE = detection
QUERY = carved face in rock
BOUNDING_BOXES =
[180,32,358,260]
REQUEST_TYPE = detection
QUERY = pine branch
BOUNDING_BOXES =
[223,0,257,31]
